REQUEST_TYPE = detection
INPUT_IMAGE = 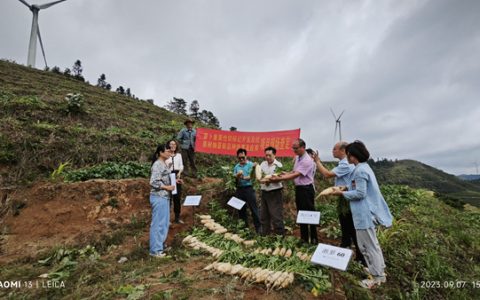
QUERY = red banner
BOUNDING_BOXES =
[195,128,301,157]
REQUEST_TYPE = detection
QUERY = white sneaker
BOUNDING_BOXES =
[359,276,386,289]
[149,252,166,258]
[364,267,387,277]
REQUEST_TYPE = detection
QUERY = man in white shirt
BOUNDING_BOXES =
[259,146,285,236]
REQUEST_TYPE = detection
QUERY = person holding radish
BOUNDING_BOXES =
[331,140,393,289]
[233,148,261,233]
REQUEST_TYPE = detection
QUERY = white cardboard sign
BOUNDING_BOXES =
[311,243,353,271]
[183,195,202,206]
[296,210,321,224]
[169,173,177,195]
[227,197,246,210]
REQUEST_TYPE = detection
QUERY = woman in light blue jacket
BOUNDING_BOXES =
[333,140,393,289]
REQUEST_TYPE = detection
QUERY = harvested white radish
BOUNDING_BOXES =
[255,164,262,181]
[230,264,244,275]
[243,240,256,246]
[319,185,347,196]
[285,249,292,258]
[203,263,215,271]
[272,247,280,256]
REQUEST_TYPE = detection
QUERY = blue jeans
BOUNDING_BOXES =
[149,194,170,254]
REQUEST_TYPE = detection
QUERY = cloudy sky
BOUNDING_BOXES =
[1,0,479,175]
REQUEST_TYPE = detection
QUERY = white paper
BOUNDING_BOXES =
[296,210,321,224]
[227,197,246,210]
[183,195,202,206]
[311,243,353,271]
[169,173,177,195]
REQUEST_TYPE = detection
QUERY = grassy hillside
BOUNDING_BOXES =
[369,159,480,206]
[0,60,198,185]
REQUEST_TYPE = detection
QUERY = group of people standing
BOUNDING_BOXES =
[148,118,393,289]
[232,138,393,289]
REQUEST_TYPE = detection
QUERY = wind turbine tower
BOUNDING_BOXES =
[330,108,345,142]
[17,0,67,68]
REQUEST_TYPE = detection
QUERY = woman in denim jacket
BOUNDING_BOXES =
[149,144,176,257]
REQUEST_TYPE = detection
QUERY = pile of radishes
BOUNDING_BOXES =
[203,262,295,290]
[199,214,228,234]
[182,235,224,258]
[198,214,256,246]
[252,247,312,261]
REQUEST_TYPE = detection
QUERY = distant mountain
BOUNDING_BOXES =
[458,174,480,181]
[369,159,480,207]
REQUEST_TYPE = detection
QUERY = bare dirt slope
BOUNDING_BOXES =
[0,177,222,263]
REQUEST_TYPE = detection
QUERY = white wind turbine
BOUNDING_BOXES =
[17,0,67,68]
[330,108,345,142]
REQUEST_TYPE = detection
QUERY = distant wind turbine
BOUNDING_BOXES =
[17,0,67,68]
[330,108,345,142]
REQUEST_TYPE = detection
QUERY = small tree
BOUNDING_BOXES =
[189,100,200,119]
[229,126,237,131]
[198,110,220,128]
[126,88,131,97]
[207,112,220,128]
[199,110,209,124]
[105,83,112,91]
[116,86,125,95]
[72,60,84,81]
[166,97,187,115]
[63,68,71,76]
[97,74,107,88]
[51,66,61,74]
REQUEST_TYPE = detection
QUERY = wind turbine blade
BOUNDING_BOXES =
[37,26,48,67]
[330,108,337,120]
[18,0,31,8]
[338,110,346,120]
[37,0,66,9]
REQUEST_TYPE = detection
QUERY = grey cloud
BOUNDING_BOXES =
[1,0,479,174]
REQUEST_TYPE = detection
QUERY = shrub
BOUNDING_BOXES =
[64,161,150,182]
[65,93,85,115]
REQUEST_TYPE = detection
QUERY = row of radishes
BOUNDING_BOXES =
[199,214,312,261]
[182,235,224,258]
[204,262,295,290]
[198,214,256,246]
[182,235,294,289]
[252,247,312,261]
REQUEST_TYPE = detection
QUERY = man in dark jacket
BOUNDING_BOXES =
[176,119,197,177]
